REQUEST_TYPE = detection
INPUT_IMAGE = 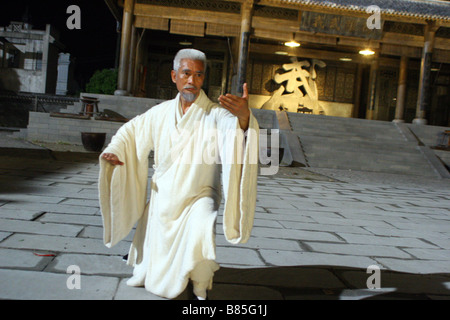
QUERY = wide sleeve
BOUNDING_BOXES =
[218,109,259,244]
[98,113,153,248]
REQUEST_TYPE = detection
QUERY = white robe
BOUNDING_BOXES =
[98,90,259,299]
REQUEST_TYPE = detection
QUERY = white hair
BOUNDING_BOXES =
[173,48,207,73]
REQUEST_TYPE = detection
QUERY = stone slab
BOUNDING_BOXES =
[0,233,130,256]
[0,269,119,300]
[216,247,266,266]
[38,212,103,227]
[304,242,411,259]
[0,248,53,270]
[218,236,301,251]
[0,218,84,237]
[0,202,99,215]
[337,233,439,249]
[260,249,379,269]
[250,226,343,242]
[45,253,133,277]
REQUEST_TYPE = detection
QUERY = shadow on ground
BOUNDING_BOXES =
[0,150,101,195]
[184,266,450,300]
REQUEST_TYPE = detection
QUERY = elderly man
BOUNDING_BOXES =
[98,49,259,300]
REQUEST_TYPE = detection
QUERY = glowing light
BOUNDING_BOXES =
[359,49,375,56]
[284,41,300,48]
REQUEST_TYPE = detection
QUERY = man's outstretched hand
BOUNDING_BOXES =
[101,153,124,166]
[218,83,250,131]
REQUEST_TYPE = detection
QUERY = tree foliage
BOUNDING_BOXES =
[85,68,118,95]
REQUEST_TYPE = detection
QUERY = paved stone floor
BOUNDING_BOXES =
[0,140,449,300]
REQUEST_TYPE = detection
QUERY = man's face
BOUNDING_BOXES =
[171,59,205,103]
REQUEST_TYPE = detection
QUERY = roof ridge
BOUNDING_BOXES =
[267,0,450,20]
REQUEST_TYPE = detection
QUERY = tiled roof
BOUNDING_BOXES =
[266,0,450,20]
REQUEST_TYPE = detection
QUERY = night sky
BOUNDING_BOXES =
[0,0,118,89]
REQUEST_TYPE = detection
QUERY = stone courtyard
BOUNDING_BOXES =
[0,135,449,300]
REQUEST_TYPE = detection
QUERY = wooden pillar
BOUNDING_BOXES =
[233,0,254,95]
[115,0,135,96]
[352,64,363,118]
[366,58,379,120]
[127,25,137,95]
[133,29,146,97]
[393,56,409,123]
[413,22,437,125]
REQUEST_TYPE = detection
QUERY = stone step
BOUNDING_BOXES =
[280,112,446,177]
[299,135,418,153]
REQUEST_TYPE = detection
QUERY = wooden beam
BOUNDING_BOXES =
[383,32,450,50]
[252,15,299,32]
[338,37,380,49]
[382,32,423,47]
[254,28,294,42]
[134,3,240,26]
[134,2,450,50]
[135,3,300,32]
[380,43,422,59]
[249,42,400,66]
[134,15,168,30]
[294,32,337,46]
[434,37,450,51]
[206,23,240,37]
[170,20,205,37]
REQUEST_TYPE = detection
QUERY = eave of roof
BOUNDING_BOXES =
[263,0,450,21]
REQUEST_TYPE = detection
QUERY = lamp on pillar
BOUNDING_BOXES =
[233,0,254,96]
[115,0,135,96]
[413,22,438,125]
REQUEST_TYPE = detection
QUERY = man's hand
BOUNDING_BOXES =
[101,153,124,166]
[218,83,250,131]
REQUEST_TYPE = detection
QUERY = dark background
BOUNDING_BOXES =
[0,0,118,90]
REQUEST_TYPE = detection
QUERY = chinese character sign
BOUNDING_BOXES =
[262,58,326,114]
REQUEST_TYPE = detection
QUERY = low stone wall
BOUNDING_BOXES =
[74,92,164,119]
[14,112,123,146]
[14,105,277,149]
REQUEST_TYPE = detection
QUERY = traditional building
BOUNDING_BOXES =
[0,21,75,95]
[105,0,450,126]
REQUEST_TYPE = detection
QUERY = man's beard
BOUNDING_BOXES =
[181,86,198,102]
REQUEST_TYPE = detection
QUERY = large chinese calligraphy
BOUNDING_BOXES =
[261,58,326,114]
